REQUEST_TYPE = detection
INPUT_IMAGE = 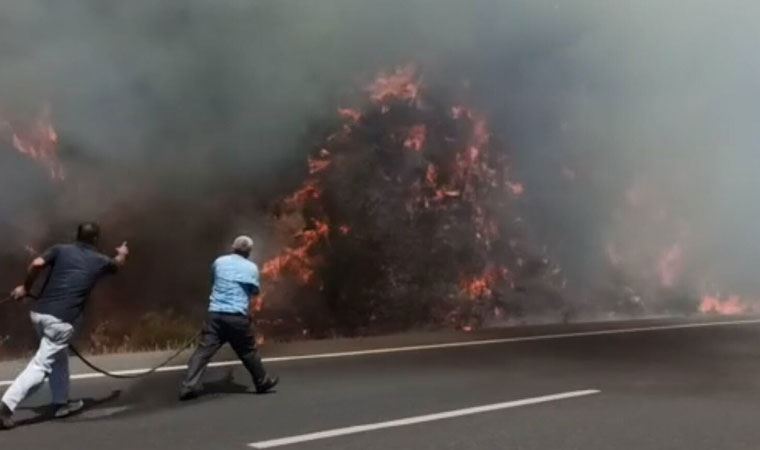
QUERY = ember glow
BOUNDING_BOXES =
[460,266,511,301]
[699,294,748,315]
[507,181,525,197]
[1,105,64,181]
[403,125,427,152]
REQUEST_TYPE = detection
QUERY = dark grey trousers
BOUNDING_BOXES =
[182,312,267,390]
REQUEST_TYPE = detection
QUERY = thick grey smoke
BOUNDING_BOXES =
[1,0,759,349]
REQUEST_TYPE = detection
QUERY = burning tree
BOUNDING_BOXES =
[257,66,561,338]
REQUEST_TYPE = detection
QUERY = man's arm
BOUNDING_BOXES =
[10,250,55,300]
[24,258,47,289]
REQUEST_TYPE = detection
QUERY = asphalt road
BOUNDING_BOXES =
[2,317,760,450]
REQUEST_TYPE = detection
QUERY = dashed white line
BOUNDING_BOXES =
[248,389,601,448]
[1,318,759,387]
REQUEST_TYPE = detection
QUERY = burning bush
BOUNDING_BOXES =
[256,66,562,337]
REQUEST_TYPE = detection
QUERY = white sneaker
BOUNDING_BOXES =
[53,399,84,419]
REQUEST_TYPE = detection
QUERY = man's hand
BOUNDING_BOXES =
[10,285,27,301]
[114,241,129,267]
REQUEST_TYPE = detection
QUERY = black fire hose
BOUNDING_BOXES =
[67,333,200,379]
[1,293,200,380]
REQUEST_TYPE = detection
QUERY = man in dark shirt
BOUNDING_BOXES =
[0,222,128,430]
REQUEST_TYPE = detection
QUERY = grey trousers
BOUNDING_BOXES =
[2,312,74,411]
[182,312,267,390]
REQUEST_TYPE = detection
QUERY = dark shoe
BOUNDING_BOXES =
[255,376,279,394]
[0,402,15,430]
[179,386,201,401]
[53,399,84,419]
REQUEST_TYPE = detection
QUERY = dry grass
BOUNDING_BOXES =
[86,309,199,354]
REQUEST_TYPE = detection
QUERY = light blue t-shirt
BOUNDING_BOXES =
[208,254,260,316]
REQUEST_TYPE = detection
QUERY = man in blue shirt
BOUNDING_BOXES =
[179,236,278,400]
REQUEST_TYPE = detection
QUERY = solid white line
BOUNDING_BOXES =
[248,389,600,448]
[1,318,758,387]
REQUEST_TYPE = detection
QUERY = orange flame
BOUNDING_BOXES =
[3,105,64,181]
[462,277,493,299]
[460,267,509,301]
[308,156,331,175]
[284,180,322,210]
[367,65,421,105]
[338,108,362,123]
[262,220,331,285]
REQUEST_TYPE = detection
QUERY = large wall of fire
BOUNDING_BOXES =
[0,65,747,353]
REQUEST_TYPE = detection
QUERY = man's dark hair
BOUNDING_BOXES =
[76,222,101,245]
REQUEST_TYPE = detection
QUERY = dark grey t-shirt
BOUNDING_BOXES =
[31,243,117,324]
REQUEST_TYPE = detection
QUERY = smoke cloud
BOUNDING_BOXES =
[1,0,758,349]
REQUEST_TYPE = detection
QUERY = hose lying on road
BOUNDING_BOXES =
[67,333,200,379]
[1,293,200,380]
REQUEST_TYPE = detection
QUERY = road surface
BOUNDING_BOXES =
[2,317,760,449]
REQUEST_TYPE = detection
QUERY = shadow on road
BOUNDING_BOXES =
[74,368,263,421]
[15,390,122,427]
[10,369,260,428]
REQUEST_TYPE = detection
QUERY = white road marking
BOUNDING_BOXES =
[1,318,759,387]
[247,389,601,448]
[78,405,132,419]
